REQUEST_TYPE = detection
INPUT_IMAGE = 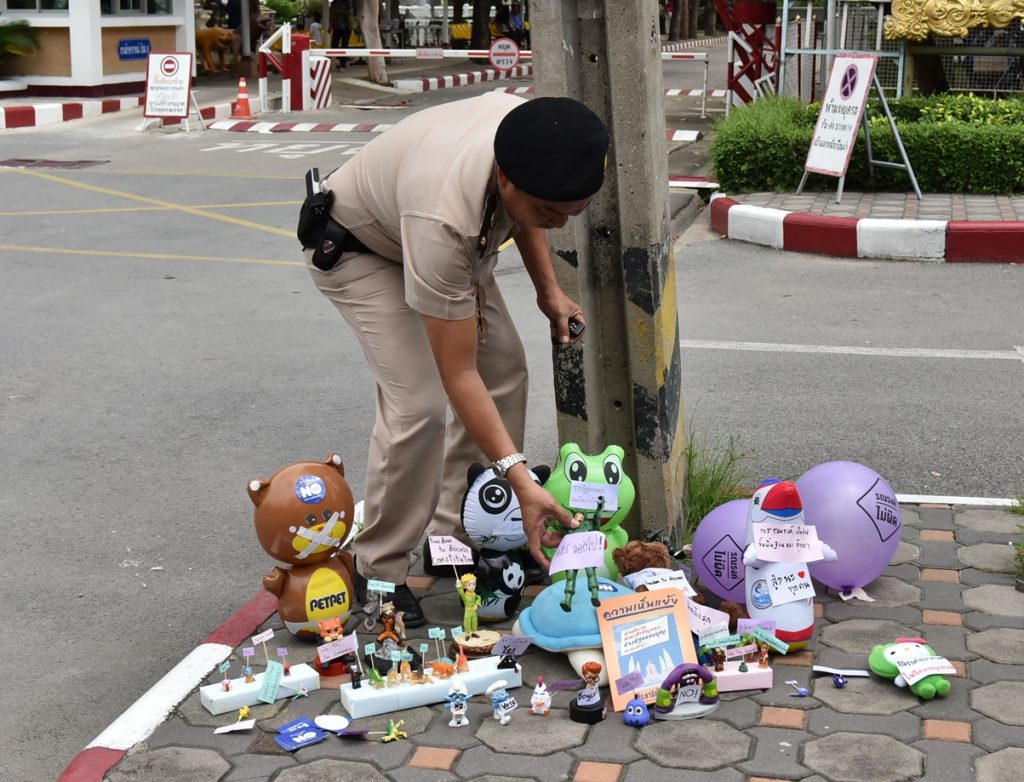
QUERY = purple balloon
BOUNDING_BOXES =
[691,499,748,600]
[797,461,902,591]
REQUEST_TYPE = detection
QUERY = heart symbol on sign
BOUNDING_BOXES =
[797,571,806,578]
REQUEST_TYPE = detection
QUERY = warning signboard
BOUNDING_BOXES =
[144,53,192,118]
[488,37,520,71]
[804,54,877,177]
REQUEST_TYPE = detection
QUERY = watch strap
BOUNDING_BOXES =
[492,452,527,479]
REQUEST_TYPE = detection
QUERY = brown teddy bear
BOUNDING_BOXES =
[612,540,672,585]
[248,454,357,638]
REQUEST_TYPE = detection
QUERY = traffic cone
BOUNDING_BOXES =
[231,77,253,119]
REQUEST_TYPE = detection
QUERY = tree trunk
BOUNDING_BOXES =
[471,0,494,50]
[688,0,699,39]
[360,2,388,84]
[704,0,717,34]
[669,1,684,40]
[915,36,950,95]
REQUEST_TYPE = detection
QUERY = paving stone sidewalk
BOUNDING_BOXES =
[105,505,1024,782]
[730,192,1024,222]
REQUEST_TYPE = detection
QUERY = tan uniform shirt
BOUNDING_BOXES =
[323,92,525,321]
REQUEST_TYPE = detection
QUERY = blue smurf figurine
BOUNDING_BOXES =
[485,679,517,725]
[445,678,469,727]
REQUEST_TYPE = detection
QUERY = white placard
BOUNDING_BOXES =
[144,52,192,118]
[318,633,357,663]
[568,482,619,512]
[685,598,731,634]
[214,719,255,734]
[804,54,878,177]
[622,567,697,597]
[251,628,274,645]
[753,523,825,563]
[765,564,816,606]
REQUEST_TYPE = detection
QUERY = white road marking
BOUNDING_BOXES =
[895,494,1021,507]
[680,339,1021,362]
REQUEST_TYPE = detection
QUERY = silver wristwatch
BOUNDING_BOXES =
[492,452,527,479]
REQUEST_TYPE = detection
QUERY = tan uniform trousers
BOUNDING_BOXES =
[307,249,528,584]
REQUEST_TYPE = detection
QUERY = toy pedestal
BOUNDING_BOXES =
[716,661,773,692]
[199,663,320,715]
[654,699,720,720]
[569,697,606,724]
[340,655,522,719]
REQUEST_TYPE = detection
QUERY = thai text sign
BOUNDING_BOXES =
[144,53,192,118]
[805,54,877,177]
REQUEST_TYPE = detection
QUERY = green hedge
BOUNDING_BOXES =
[711,95,1024,194]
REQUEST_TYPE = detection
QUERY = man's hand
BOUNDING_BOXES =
[537,287,585,345]
[509,470,579,569]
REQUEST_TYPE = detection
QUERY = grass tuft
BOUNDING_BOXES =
[681,418,753,544]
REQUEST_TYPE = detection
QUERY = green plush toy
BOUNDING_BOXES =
[868,638,952,700]
[542,443,635,581]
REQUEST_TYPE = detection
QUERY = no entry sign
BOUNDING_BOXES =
[489,37,520,71]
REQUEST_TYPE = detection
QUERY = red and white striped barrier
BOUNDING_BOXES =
[0,96,143,130]
[393,64,532,91]
[494,85,727,99]
[308,55,333,110]
[709,194,1024,263]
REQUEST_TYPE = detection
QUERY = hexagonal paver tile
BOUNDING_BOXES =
[475,708,587,754]
[966,628,1024,665]
[957,543,1017,573]
[971,681,1024,726]
[276,759,390,782]
[890,540,919,566]
[975,746,1024,782]
[804,732,923,782]
[853,576,921,609]
[635,719,751,770]
[963,585,1024,617]
[954,510,1019,534]
[820,619,917,655]
[812,672,917,715]
[105,747,230,782]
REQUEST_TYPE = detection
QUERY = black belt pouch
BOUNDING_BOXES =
[297,189,348,271]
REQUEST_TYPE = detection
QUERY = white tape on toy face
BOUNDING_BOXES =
[289,510,345,559]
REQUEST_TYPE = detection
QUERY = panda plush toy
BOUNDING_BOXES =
[460,462,550,622]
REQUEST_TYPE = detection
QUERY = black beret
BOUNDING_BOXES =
[494,97,610,202]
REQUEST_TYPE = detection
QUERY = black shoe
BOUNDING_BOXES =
[421,539,478,578]
[352,568,425,627]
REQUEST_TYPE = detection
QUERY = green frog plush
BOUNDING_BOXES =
[868,638,952,700]
[542,443,635,580]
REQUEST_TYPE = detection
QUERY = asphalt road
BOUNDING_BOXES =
[1,57,1022,781]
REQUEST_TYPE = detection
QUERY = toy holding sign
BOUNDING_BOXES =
[446,679,470,727]
[248,454,356,637]
[570,661,607,724]
[456,573,483,635]
[743,479,836,651]
[552,505,606,612]
[868,638,953,699]
[486,679,517,725]
[542,444,635,580]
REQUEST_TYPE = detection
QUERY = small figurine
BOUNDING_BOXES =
[738,661,749,673]
[653,663,719,720]
[279,649,291,676]
[380,719,408,743]
[486,679,517,725]
[559,508,603,612]
[455,644,470,673]
[445,679,470,727]
[569,661,607,724]
[238,706,250,720]
[623,694,651,727]
[243,664,255,683]
[868,638,952,700]
[832,673,848,689]
[430,660,455,679]
[786,680,811,697]
[368,667,385,689]
[376,602,405,645]
[758,644,770,669]
[530,676,552,716]
[456,573,483,637]
[497,652,519,670]
[221,662,232,691]
[350,667,362,690]
[315,616,350,675]
[712,647,726,672]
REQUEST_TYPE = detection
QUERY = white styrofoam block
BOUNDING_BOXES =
[340,656,523,720]
[199,663,321,715]
[728,204,789,249]
[715,660,772,692]
[857,219,947,260]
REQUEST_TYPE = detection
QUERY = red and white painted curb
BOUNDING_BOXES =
[0,96,143,130]
[57,590,277,782]
[209,118,395,133]
[493,85,727,98]
[392,63,532,92]
[710,194,1024,263]
[162,101,233,127]
[661,35,728,51]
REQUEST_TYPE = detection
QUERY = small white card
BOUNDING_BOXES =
[753,523,824,563]
[568,482,619,511]
[623,568,697,597]
[896,654,957,686]
[214,719,255,734]
[765,564,816,606]
[251,628,274,645]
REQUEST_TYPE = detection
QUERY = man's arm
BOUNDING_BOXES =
[513,226,584,345]
[421,313,575,566]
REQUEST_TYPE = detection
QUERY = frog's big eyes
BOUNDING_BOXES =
[565,453,588,482]
[603,453,624,485]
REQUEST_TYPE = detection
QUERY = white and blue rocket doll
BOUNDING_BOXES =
[743,479,837,651]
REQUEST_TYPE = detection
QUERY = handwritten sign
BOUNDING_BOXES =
[318,634,357,663]
[738,618,775,637]
[753,626,790,654]
[705,633,741,648]
[765,563,816,606]
[258,661,285,704]
[277,647,289,657]
[615,669,645,696]
[419,642,430,655]
[753,523,824,563]
[895,653,957,685]
[251,628,275,645]
[727,643,758,659]
[218,661,231,674]
[697,621,730,644]
[622,568,697,596]
[549,531,606,574]
[428,627,446,640]
[427,535,475,567]
[451,626,465,640]
[493,514,525,537]
[242,647,255,658]
[685,598,731,635]
[366,579,396,594]
[364,642,377,657]
[492,635,533,657]
[568,482,619,511]
[390,650,403,662]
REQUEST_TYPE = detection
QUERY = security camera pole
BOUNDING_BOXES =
[532,1,686,545]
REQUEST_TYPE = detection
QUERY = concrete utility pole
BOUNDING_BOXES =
[532,1,687,543]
